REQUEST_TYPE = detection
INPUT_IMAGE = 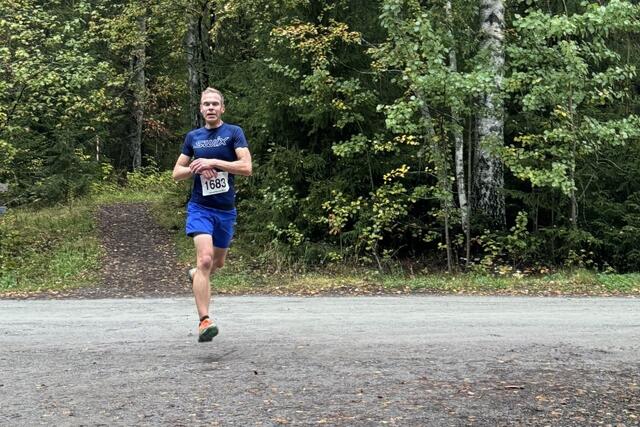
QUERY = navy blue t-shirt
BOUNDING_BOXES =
[181,123,249,210]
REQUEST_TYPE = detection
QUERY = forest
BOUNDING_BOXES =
[2,0,640,273]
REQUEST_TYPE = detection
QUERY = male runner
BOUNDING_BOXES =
[172,87,252,342]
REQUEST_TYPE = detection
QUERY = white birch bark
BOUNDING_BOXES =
[474,0,506,226]
[446,0,469,233]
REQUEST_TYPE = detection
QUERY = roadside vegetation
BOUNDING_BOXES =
[0,201,100,294]
[4,1,640,296]
[1,168,639,296]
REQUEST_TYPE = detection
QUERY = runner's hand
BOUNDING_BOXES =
[202,169,217,179]
[189,158,217,176]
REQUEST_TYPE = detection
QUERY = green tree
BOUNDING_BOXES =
[370,0,492,270]
[504,0,640,228]
[0,0,117,203]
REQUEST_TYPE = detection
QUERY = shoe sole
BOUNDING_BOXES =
[198,324,219,343]
[188,268,196,283]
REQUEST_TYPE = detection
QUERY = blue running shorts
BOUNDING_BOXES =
[186,202,237,249]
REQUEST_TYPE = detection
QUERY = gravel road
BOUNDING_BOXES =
[1,296,639,426]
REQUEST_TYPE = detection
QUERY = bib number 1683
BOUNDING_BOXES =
[200,172,229,196]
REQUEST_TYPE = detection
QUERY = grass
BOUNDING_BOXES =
[378,271,640,296]
[201,269,640,296]
[1,184,640,297]
[0,200,101,293]
[0,183,168,295]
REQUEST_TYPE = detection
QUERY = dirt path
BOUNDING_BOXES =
[25,202,191,299]
[80,202,191,298]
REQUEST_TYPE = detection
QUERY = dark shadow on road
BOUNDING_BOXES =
[196,348,238,364]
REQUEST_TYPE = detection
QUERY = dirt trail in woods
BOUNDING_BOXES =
[4,202,191,299]
[73,202,191,298]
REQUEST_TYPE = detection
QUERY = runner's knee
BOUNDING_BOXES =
[197,253,214,272]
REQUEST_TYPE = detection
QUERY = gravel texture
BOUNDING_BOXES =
[1,296,639,426]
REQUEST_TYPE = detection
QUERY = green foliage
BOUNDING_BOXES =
[500,0,640,270]
[3,0,640,274]
[89,0,188,170]
[504,0,640,197]
[90,157,189,207]
[125,159,176,192]
[0,0,117,205]
[475,211,542,270]
[367,0,489,269]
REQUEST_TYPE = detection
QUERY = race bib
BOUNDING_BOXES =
[200,172,229,196]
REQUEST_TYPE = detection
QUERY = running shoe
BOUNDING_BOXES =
[198,318,219,343]
[188,267,196,283]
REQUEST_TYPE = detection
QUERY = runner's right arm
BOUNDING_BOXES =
[172,154,193,181]
[173,154,216,181]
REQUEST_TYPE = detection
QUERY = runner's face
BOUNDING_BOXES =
[200,93,225,127]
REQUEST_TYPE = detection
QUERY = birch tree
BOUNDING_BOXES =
[445,0,471,261]
[474,0,506,226]
[371,0,488,270]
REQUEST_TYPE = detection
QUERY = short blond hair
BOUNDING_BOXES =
[201,87,225,106]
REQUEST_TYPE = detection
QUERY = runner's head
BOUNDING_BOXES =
[200,87,225,128]
[201,87,225,106]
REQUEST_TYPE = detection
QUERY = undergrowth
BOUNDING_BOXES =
[1,171,639,295]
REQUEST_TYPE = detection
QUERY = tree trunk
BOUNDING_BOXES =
[440,136,455,273]
[446,0,469,234]
[186,0,214,129]
[416,91,454,272]
[568,89,578,229]
[474,0,506,226]
[570,141,578,229]
[466,114,473,265]
[130,13,146,171]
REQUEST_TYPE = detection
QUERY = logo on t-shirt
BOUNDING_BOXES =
[194,136,230,149]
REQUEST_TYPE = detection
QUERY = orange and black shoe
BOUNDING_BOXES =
[198,318,219,343]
